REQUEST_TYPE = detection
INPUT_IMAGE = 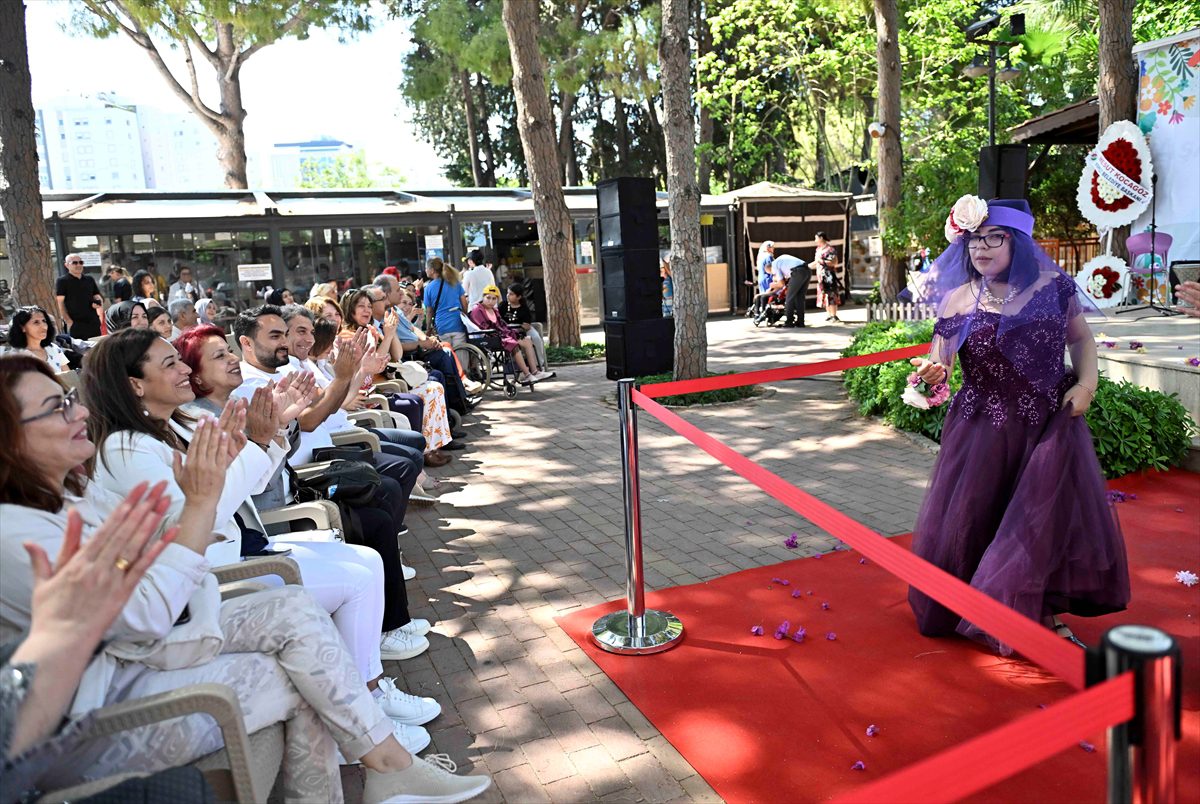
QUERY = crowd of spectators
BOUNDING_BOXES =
[0,258,548,802]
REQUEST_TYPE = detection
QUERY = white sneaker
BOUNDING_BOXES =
[517,372,533,385]
[363,754,491,804]
[398,618,431,636]
[378,677,442,725]
[533,370,553,381]
[463,379,484,395]
[337,720,431,765]
[381,629,430,660]
[402,563,417,581]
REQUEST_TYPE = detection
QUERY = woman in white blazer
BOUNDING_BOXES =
[80,329,439,739]
[0,353,491,803]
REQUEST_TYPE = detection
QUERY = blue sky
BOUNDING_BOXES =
[25,0,450,187]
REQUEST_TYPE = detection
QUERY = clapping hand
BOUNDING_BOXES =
[909,357,948,385]
[24,481,177,645]
[274,370,315,422]
[383,308,400,337]
[213,397,249,458]
[245,382,282,444]
[172,416,231,506]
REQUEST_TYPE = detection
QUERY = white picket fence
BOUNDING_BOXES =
[866,302,937,322]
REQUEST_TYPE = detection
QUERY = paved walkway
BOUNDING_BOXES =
[389,309,935,803]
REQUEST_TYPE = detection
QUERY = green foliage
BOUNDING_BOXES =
[1085,377,1197,479]
[298,151,379,189]
[865,281,882,304]
[841,322,1198,478]
[637,371,758,407]
[546,342,605,364]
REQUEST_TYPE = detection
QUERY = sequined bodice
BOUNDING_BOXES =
[934,279,1075,428]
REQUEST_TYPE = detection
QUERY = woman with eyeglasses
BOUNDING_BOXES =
[0,354,492,803]
[905,197,1128,653]
[1,307,70,372]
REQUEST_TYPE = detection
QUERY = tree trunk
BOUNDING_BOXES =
[502,0,580,347]
[476,76,498,186]
[859,92,875,163]
[460,70,485,186]
[873,0,904,302]
[1099,0,1136,261]
[213,24,249,189]
[696,0,713,193]
[558,90,581,186]
[814,103,828,186]
[660,0,707,380]
[644,94,667,186]
[0,1,57,318]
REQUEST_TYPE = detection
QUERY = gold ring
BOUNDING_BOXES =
[114,557,132,572]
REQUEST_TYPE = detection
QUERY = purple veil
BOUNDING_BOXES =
[904,198,1104,401]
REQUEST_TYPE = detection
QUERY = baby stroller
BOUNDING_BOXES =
[751,276,788,327]
[456,312,527,399]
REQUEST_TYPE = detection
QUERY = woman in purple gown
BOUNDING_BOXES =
[906,197,1130,654]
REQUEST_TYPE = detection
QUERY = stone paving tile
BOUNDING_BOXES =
[400,315,934,801]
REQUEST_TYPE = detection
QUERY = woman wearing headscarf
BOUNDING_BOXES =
[104,301,149,333]
[194,298,216,326]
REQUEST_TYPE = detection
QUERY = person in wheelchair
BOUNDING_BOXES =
[467,285,549,385]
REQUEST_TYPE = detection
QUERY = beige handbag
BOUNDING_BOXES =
[397,361,429,388]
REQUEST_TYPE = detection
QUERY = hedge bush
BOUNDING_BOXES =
[546,342,605,364]
[841,321,1196,478]
[636,371,758,407]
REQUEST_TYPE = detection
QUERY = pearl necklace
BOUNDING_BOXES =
[980,279,1016,309]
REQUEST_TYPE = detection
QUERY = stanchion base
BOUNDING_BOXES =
[591,609,684,655]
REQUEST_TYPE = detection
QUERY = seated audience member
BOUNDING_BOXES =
[194,297,217,326]
[1,307,70,372]
[168,298,199,337]
[146,305,174,339]
[469,285,547,385]
[394,290,474,414]
[283,304,454,468]
[422,259,468,348]
[310,281,340,303]
[172,324,436,686]
[0,355,492,804]
[232,307,426,584]
[499,283,553,379]
[104,300,149,333]
[307,318,453,468]
[307,294,345,329]
[267,287,295,306]
[168,266,199,303]
[131,270,161,307]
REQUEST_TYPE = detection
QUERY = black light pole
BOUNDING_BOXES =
[987,42,997,147]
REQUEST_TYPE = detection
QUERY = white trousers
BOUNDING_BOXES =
[205,539,386,682]
[528,327,547,370]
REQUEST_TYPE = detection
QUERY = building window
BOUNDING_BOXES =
[112,172,120,180]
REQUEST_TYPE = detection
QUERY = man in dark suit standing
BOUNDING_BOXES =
[776,254,810,328]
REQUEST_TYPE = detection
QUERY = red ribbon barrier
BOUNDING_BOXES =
[639,343,931,398]
[632,390,1085,688]
[836,673,1135,803]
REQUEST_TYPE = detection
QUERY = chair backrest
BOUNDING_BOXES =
[1126,231,1173,259]
[460,311,485,333]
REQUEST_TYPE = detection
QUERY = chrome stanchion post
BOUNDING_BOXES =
[1095,625,1180,804]
[591,379,684,655]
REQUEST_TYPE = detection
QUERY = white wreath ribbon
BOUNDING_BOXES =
[1086,148,1150,205]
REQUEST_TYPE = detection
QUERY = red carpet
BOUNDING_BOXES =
[557,470,1200,802]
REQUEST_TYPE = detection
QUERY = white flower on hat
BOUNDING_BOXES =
[951,195,989,233]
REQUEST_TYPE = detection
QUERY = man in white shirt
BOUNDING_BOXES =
[461,249,496,309]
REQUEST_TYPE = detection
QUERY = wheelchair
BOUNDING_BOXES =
[452,314,529,400]
[751,277,788,327]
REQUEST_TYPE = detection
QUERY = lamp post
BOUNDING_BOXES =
[962,14,1024,147]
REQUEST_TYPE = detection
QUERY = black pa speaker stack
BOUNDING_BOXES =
[977,144,1029,200]
[597,177,674,381]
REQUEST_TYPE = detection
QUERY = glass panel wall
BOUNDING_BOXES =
[285,225,448,297]
[574,217,600,327]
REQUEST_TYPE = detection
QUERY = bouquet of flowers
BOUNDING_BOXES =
[901,372,951,410]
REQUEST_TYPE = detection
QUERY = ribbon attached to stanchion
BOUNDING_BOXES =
[632,390,1085,688]
[835,673,1135,803]
[639,343,932,399]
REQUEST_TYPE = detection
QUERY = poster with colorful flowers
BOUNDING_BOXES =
[1132,31,1200,268]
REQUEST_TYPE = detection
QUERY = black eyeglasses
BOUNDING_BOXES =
[966,233,1010,250]
[20,388,81,425]
[67,261,84,266]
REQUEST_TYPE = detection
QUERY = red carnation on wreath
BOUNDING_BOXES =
[1090,138,1141,212]
[1090,266,1123,299]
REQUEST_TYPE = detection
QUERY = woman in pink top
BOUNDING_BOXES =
[468,285,547,384]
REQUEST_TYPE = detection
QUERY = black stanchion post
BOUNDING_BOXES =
[1091,625,1181,804]
[591,378,684,655]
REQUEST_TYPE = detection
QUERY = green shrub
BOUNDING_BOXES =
[841,322,1197,478]
[637,371,758,406]
[546,342,605,363]
[865,281,883,304]
[1085,377,1196,478]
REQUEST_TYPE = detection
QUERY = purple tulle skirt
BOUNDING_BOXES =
[908,400,1131,654]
